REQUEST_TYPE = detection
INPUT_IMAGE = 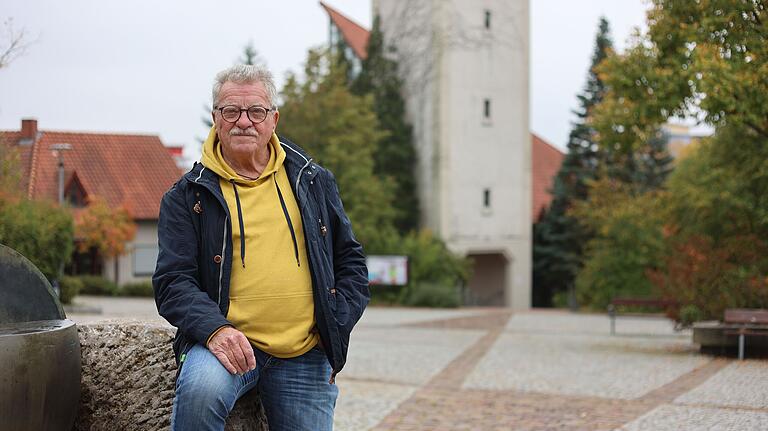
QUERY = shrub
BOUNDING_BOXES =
[367,229,471,307]
[404,282,460,308]
[571,180,666,310]
[78,275,118,296]
[58,276,83,304]
[648,127,768,324]
[0,198,74,281]
[121,281,154,297]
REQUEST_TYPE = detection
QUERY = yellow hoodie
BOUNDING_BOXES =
[201,127,318,358]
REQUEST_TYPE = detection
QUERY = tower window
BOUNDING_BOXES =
[483,99,491,119]
[484,10,491,29]
[483,188,491,208]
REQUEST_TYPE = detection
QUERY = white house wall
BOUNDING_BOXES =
[103,220,159,286]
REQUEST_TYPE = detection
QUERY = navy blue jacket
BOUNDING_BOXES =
[152,137,369,380]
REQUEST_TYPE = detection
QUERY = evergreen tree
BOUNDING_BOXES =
[532,17,613,307]
[239,40,264,67]
[351,15,420,233]
[607,129,674,192]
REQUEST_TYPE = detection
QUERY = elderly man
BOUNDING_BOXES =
[153,64,369,430]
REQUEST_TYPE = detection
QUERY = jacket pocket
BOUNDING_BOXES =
[327,288,350,327]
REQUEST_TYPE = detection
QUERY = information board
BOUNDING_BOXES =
[367,255,408,286]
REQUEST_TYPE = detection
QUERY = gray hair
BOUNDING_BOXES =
[212,64,278,108]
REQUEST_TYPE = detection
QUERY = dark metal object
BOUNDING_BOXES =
[0,244,81,430]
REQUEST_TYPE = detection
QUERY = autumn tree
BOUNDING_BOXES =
[592,0,768,153]
[588,1,768,321]
[75,196,137,283]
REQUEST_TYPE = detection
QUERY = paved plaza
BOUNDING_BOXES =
[68,297,768,430]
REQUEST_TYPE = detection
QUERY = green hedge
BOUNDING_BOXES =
[121,281,154,297]
[58,276,83,304]
[78,275,118,296]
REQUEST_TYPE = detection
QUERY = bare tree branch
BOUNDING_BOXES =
[0,18,32,69]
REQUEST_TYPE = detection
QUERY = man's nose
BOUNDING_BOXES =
[236,111,253,129]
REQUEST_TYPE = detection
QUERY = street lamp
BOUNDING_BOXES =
[50,143,72,204]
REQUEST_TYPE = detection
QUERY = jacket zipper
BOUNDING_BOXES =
[218,216,228,306]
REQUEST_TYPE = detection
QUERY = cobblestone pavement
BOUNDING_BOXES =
[67,298,768,430]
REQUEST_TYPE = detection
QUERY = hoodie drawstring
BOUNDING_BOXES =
[274,176,301,267]
[229,176,301,268]
[230,180,246,268]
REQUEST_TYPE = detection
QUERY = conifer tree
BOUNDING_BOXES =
[351,15,419,233]
[532,17,613,307]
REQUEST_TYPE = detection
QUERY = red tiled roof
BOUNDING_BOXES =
[532,133,564,222]
[320,1,370,60]
[1,124,182,220]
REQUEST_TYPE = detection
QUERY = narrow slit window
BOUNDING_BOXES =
[484,10,491,29]
[484,99,491,119]
[483,188,491,208]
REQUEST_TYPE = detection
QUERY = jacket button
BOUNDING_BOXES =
[213,255,222,264]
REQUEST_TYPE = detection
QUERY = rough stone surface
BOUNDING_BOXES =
[620,404,768,431]
[74,322,267,431]
[675,361,768,409]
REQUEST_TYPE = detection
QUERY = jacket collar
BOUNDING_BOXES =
[184,135,319,193]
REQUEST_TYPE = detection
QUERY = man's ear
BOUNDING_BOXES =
[211,111,216,125]
[273,111,280,131]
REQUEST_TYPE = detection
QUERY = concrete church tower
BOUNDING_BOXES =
[324,1,531,309]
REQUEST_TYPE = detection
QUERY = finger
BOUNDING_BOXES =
[238,335,256,370]
[228,337,249,374]
[213,349,237,374]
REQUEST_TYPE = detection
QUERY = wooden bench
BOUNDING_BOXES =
[723,308,768,360]
[607,298,677,335]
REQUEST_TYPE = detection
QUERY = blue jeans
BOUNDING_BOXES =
[171,344,338,431]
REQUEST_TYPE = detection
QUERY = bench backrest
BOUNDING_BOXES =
[724,308,768,324]
[610,298,676,307]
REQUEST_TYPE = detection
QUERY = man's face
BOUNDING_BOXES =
[213,81,279,158]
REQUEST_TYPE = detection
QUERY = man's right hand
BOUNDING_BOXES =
[206,326,256,375]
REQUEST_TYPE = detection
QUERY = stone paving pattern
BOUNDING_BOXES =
[68,297,768,430]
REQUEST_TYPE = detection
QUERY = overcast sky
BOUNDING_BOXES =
[0,1,649,162]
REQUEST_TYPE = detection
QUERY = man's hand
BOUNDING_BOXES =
[207,327,256,375]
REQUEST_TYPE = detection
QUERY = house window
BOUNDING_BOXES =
[483,188,491,208]
[483,99,491,119]
[484,10,491,29]
[133,244,159,276]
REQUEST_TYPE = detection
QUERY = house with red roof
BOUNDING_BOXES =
[1,118,182,285]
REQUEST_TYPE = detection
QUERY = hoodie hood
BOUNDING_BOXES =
[199,126,300,271]
[200,126,286,185]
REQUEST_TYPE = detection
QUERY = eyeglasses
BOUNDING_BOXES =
[214,105,274,124]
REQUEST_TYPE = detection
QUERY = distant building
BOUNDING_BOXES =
[323,1,548,309]
[662,122,710,159]
[0,118,182,285]
[532,134,565,222]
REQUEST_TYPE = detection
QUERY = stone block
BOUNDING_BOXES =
[74,322,267,430]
